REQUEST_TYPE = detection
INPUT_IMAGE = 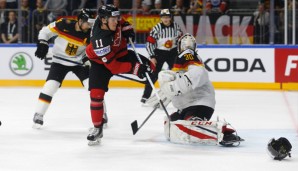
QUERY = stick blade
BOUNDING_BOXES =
[131,120,139,135]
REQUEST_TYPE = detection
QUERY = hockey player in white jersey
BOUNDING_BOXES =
[146,33,244,146]
[32,9,108,128]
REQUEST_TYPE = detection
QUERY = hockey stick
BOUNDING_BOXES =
[131,105,159,135]
[53,56,147,84]
[129,38,170,119]
[115,74,147,84]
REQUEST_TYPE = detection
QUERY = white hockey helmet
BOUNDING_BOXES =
[177,33,196,53]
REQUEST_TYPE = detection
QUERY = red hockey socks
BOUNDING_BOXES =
[90,89,105,128]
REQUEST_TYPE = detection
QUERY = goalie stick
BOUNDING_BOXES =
[131,105,159,135]
[129,38,170,119]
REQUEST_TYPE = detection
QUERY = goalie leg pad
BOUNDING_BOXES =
[164,118,225,145]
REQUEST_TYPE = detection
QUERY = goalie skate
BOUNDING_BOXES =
[219,134,244,147]
[32,113,44,129]
[87,127,103,146]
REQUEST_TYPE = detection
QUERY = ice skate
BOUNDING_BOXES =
[32,113,44,129]
[219,133,244,147]
[140,97,151,107]
[87,127,103,146]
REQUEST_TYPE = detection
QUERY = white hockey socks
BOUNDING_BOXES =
[35,80,60,116]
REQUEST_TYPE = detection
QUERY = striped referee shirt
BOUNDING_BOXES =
[146,22,182,58]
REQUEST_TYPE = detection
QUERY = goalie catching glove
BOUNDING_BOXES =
[35,39,49,60]
[158,70,193,99]
[145,89,171,108]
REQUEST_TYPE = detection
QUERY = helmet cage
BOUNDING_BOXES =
[178,33,197,53]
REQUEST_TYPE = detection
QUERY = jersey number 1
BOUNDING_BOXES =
[95,39,103,48]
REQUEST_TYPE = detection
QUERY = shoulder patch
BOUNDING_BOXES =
[93,45,111,57]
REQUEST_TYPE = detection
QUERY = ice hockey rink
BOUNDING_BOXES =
[0,87,297,171]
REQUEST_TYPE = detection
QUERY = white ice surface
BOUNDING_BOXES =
[0,88,298,171]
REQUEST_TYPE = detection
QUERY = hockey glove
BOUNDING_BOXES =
[82,56,91,67]
[35,39,49,60]
[145,89,172,108]
[122,21,135,42]
[132,62,153,79]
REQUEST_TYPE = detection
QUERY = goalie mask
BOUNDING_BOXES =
[178,33,196,54]
[267,137,292,160]
[173,33,203,71]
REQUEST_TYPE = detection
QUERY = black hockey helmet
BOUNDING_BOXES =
[160,9,172,17]
[98,4,120,19]
[267,137,292,160]
[77,8,94,22]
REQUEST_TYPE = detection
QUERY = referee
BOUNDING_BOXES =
[141,9,183,104]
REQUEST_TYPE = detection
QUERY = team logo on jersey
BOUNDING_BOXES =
[94,45,111,57]
[113,27,121,47]
[9,52,33,76]
[164,40,173,48]
[65,43,78,56]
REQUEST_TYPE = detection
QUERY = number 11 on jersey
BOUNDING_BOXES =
[95,39,103,48]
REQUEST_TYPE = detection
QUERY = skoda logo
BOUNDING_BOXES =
[9,52,33,76]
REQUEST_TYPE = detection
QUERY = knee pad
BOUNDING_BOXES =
[41,80,60,96]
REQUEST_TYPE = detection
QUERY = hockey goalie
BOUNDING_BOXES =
[146,33,244,146]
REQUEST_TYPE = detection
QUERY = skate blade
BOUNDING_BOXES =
[141,103,151,107]
[220,138,245,147]
[32,123,42,129]
[88,139,101,146]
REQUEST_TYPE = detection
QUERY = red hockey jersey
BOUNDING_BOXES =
[86,18,133,74]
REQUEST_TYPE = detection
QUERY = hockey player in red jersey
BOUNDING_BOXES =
[85,4,155,145]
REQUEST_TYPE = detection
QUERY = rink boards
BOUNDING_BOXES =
[0,44,297,90]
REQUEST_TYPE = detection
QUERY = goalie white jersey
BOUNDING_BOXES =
[38,18,90,66]
[171,49,216,111]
